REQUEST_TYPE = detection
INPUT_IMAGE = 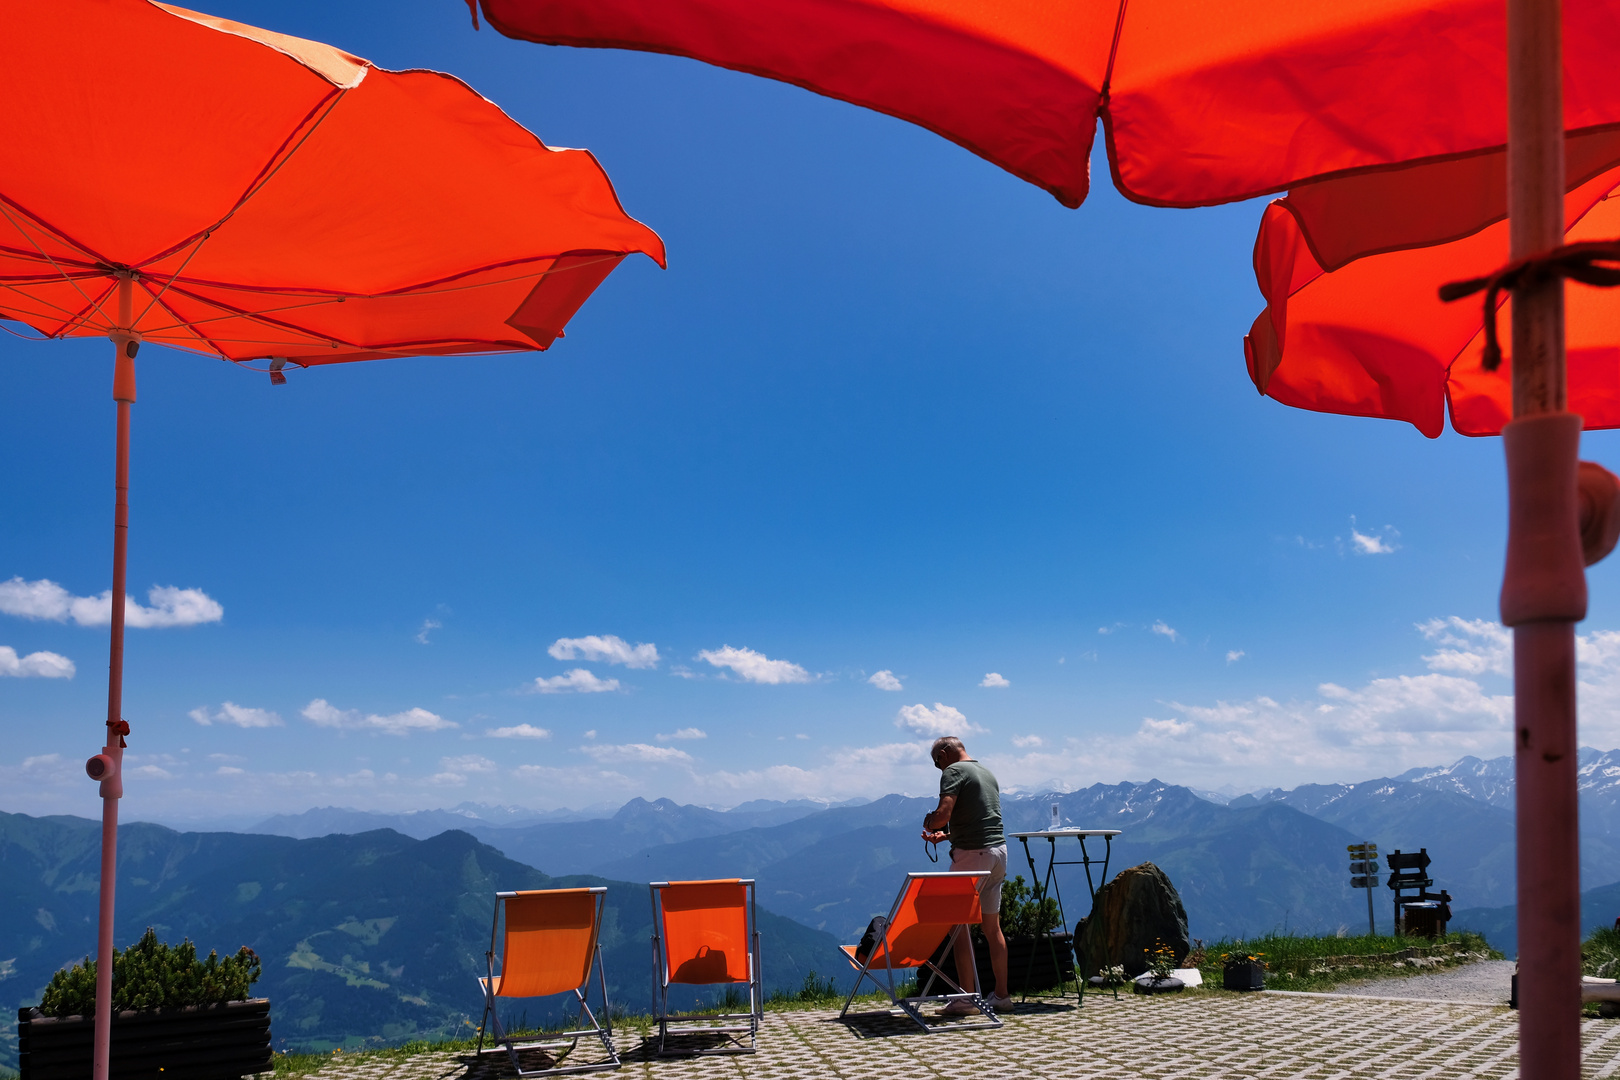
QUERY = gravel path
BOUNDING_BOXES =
[1327,958,1516,1004]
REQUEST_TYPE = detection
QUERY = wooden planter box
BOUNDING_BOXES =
[993,933,1076,993]
[1221,961,1266,992]
[17,999,273,1080]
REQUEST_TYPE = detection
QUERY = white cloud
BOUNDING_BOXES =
[529,668,621,694]
[980,672,1010,689]
[895,702,984,738]
[580,742,693,764]
[657,727,707,741]
[128,764,174,780]
[0,646,74,678]
[1151,621,1180,642]
[189,702,283,728]
[441,754,498,774]
[1226,650,1245,664]
[0,577,222,628]
[485,723,552,740]
[692,741,933,803]
[868,670,903,691]
[1012,734,1044,748]
[549,634,659,669]
[300,699,457,735]
[698,645,811,684]
[1419,617,1511,677]
[415,618,441,645]
[1349,516,1399,555]
[215,766,245,776]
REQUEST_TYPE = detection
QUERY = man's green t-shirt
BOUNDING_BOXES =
[941,759,1003,850]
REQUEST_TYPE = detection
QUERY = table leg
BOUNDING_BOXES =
[1077,836,1118,1001]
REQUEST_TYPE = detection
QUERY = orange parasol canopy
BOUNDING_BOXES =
[1245,164,1620,439]
[2,0,665,369]
[468,0,1620,216]
[2,9,664,1077]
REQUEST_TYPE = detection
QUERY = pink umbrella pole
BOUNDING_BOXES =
[1504,0,1582,1076]
[87,273,138,1080]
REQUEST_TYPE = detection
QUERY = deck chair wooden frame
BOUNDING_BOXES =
[839,870,1003,1033]
[476,887,619,1077]
[649,878,763,1056]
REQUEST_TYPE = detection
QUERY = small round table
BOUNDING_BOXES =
[1007,829,1122,1002]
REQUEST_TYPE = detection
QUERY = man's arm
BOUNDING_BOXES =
[923,793,956,839]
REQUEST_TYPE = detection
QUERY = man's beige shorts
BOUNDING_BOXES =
[949,843,1008,915]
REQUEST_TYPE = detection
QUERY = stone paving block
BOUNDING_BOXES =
[288,992,1620,1080]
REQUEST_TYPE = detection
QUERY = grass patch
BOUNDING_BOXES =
[1581,925,1620,1017]
[766,969,843,1009]
[1191,931,1498,994]
[1584,926,1620,978]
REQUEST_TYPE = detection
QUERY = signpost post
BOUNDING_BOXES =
[1348,842,1379,937]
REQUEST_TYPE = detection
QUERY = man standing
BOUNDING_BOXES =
[922,735,1011,1012]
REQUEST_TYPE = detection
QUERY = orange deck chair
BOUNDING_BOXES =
[839,870,1002,1032]
[476,887,619,1076]
[649,879,763,1055]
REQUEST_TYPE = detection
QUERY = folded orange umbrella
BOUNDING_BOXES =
[1245,165,1620,439]
[1,7,662,1076]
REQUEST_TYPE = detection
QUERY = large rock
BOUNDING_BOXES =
[1074,862,1190,978]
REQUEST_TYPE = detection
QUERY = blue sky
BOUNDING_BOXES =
[7,0,1620,825]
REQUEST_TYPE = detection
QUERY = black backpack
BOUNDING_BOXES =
[855,915,889,964]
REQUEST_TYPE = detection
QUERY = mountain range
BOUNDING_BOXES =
[0,813,839,1071]
[13,746,1620,1068]
[252,784,1411,941]
[235,745,1620,945]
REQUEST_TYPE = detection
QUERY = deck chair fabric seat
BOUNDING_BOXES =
[839,870,1002,1032]
[650,879,763,1055]
[477,887,619,1076]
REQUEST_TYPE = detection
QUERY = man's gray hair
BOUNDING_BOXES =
[931,736,965,759]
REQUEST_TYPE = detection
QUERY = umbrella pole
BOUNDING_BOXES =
[92,274,138,1080]
[1505,0,1581,1077]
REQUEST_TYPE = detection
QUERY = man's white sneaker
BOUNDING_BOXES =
[940,999,978,1016]
[988,994,1015,1012]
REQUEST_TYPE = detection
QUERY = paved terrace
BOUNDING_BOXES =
[295,991,1620,1080]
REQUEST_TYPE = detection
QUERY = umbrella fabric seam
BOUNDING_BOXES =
[141,250,631,309]
[133,88,349,273]
[1106,120,1620,212]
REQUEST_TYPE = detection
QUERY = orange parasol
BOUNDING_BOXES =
[466,0,1620,215]
[1,4,663,1076]
[467,1,1608,1074]
[1246,165,1620,440]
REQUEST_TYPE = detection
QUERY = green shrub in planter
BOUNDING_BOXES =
[39,928,260,1017]
[997,875,1061,938]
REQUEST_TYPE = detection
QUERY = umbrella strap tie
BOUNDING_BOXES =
[1438,239,1620,372]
